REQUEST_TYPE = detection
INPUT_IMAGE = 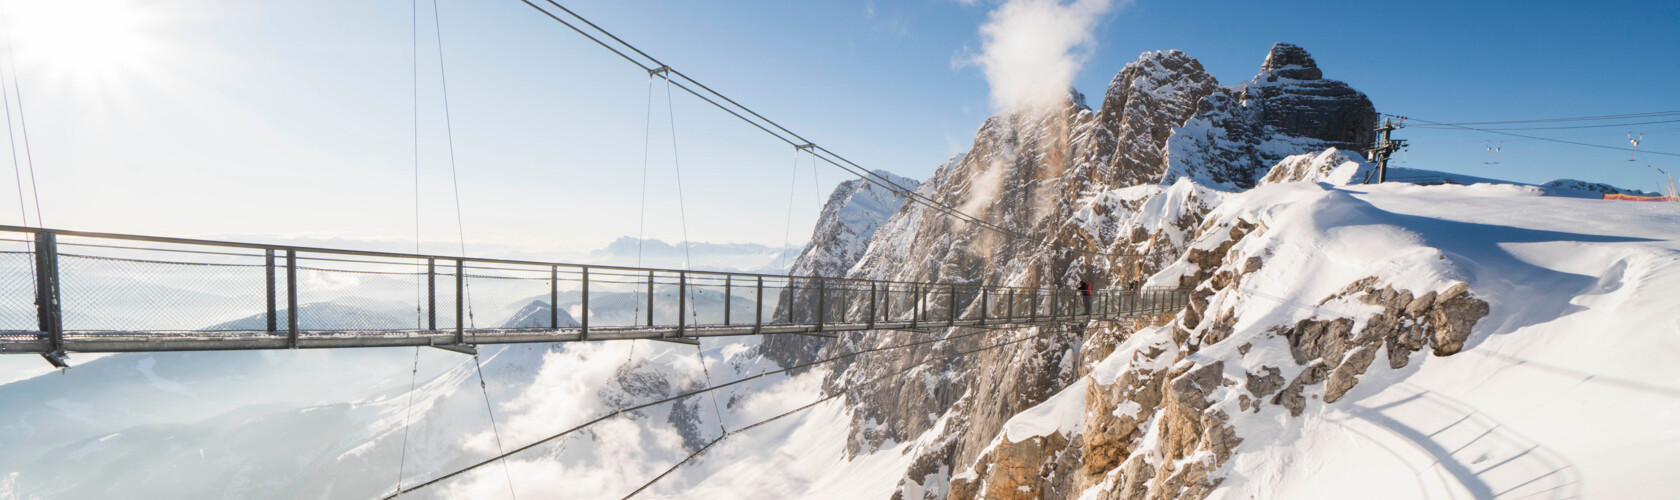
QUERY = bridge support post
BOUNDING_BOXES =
[427,258,436,331]
[677,272,686,338]
[581,267,589,340]
[724,275,731,326]
[754,276,763,334]
[286,250,298,348]
[979,287,986,326]
[948,285,956,327]
[646,271,654,327]
[867,283,876,330]
[910,284,918,330]
[1007,289,1013,323]
[33,230,63,364]
[550,265,559,329]
[815,278,825,333]
[882,284,890,323]
[455,259,464,345]
[265,249,276,333]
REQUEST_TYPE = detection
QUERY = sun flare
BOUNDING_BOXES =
[8,0,166,88]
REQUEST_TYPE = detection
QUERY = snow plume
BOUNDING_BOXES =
[969,0,1121,112]
[959,154,1012,218]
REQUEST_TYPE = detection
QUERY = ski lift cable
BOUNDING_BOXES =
[1403,117,1680,157]
[1405,125,1680,145]
[1410,110,1680,126]
[1408,117,1680,131]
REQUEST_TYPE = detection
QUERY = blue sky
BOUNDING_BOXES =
[2,0,1675,257]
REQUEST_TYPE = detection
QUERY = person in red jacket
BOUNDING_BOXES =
[1078,280,1092,315]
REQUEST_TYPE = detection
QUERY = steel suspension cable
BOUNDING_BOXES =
[511,0,1122,261]
[394,1,425,494]
[0,0,38,228]
[431,1,511,497]
[0,54,26,229]
[379,321,1059,498]
[412,0,424,331]
[619,325,1062,499]
[660,74,700,326]
[777,148,802,272]
[430,0,478,331]
[472,351,518,500]
[633,75,654,322]
[394,346,422,495]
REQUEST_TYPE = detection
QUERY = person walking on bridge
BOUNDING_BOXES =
[1078,280,1092,315]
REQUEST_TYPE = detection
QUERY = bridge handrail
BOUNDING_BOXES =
[0,224,1190,361]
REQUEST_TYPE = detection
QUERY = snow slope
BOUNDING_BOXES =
[1215,182,1680,499]
[1051,174,1680,499]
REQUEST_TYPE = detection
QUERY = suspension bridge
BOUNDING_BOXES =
[0,224,1187,366]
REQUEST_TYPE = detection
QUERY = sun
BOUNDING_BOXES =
[7,0,167,89]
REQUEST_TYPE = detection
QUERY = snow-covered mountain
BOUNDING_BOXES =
[3,41,1675,500]
[789,170,922,279]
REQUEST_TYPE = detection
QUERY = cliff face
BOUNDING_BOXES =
[789,170,924,279]
[758,43,1385,499]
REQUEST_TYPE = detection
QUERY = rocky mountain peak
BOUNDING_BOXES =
[1257,42,1322,81]
[1167,43,1377,189]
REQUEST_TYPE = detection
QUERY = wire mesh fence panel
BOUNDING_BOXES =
[57,254,271,333]
[580,269,659,329]
[433,269,461,331]
[463,272,552,330]
[680,274,733,327]
[0,250,36,331]
[290,262,427,332]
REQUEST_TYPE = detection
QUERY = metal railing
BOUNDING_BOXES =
[0,225,1190,358]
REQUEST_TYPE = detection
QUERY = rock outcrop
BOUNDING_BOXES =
[1165,43,1378,189]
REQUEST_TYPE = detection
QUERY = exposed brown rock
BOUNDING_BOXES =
[1244,365,1284,399]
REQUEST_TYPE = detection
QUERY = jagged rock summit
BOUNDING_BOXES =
[1166,43,1378,189]
[1255,42,1322,81]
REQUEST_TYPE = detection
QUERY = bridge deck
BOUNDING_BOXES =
[0,224,1188,361]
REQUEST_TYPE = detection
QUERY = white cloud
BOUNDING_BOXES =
[965,0,1127,112]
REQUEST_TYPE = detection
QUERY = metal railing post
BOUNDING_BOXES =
[265,249,276,333]
[646,270,654,327]
[550,265,559,329]
[882,284,890,322]
[979,287,987,326]
[815,278,825,332]
[33,231,62,355]
[1001,288,1014,323]
[286,250,298,348]
[754,276,763,333]
[581,266,590,340]
[867,283,876,330]
[455,259,464,345]
[910,284,918,329]
[427,258,436,331]
[724,275,732,326]
[677,272,686,338]
[948,285,956,327]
